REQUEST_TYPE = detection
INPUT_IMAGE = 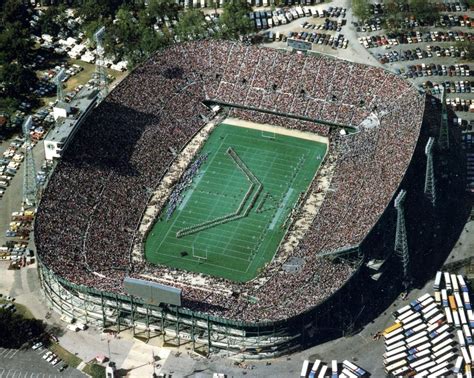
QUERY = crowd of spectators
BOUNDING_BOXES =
[35,40,425,322]
[166,153,208,220]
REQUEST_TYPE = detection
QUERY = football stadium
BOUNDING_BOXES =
[35,40,427,357]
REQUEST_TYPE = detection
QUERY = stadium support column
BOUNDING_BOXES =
[438,87,449,151]
[394,190,410,291]
[54,68,65,102]
[207,315,212,355]
[94,27,108,102]
[424,137,436,206]
[22,116,37,208]
[100,292,106,328]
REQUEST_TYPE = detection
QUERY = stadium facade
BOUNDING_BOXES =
[35,41,429,358]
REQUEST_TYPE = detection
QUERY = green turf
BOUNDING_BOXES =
[145,123,327,282]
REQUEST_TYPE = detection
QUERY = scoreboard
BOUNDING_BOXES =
[287,38,312,51]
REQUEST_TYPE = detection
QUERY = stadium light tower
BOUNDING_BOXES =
[424,137,436,206]
[54,68,65,103]
[94,26,108,101]
[22,116,37,208]
[394,190,410,291]
[438,86,449,151]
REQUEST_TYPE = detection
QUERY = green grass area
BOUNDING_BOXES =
[49,343,82,368]
[83,363,106,378]
[37,59,128,108]
[145,123,327,282]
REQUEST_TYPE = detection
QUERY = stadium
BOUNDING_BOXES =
[35,40,428,358]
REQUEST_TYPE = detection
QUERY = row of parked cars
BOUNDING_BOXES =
[377,45,468,64]
[0,239,32,263]
[444,80,473,93]
[439,1,469,12]
[406,63,471,78]
[33,78,55,98]
[422,80,473,95]
[446,97,474,112]
[354,19,382,33]
[0,137,25,199]
[383,30,473,46]
[359,32,472,49]
[313,6,346,19]
[250,6,311,30]
[32,342,68,372]
[0,302,16,312]
[383,14,472,30]
[438,14,473,27]
[301,19,344,32]
[288,31,348,48]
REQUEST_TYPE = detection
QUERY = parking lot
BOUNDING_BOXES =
[0,347,84,378]
[355,17,474,127]
[0,369,59,378]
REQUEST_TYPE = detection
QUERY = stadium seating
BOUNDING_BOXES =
[35,41,425,322]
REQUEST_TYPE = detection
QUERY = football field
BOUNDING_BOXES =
[145,123,327,282]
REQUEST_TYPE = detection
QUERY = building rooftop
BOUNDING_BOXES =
[46,86,98,143]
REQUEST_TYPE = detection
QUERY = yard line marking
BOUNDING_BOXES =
[269,188,294,231]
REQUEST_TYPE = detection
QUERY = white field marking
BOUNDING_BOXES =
[224,117,329,144]
[269,188,294,231]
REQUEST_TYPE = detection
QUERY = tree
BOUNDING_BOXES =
[383,0,405,30]
[139,27,169,56]
[352,0,371,21]
[38,5,68,36]
[147,0,179,21]
[0,309,45,348]
[77,0,125,22]
[409,0,438,22]
[0,63,38,98]
[115,7,142,48]
[219,0,253,39]
[175,9,206,41]
[1,0,31,29]
[0,24,34,65]
[456,40,474,61]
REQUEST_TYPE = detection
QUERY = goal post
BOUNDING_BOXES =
[192,243,208,264]
[261,130,276,140]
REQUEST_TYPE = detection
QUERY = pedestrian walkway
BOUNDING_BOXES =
[120,342,171,377]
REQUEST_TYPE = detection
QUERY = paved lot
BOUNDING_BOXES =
[0,347,84,378]
[261,0,382,67]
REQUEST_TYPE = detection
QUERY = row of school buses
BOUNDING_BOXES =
[383,271,473,376]
[300,359,367,378]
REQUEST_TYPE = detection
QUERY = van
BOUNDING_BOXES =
[76,322,88,330]
[67,324,79,332]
